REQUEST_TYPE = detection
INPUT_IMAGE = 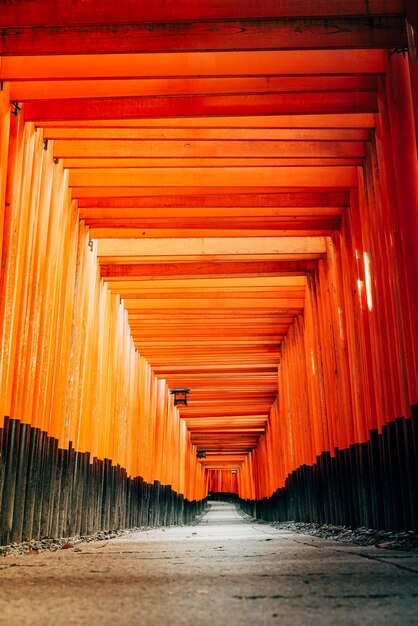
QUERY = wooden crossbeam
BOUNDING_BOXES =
[12,75,380,100]
[100,260,316,279]
[36,114,376,129]
[0,17,406,56]
[55,140,366,159]
[80,191,350,208]
[23,91,378,122]
[97,237,326,257]
[0,2,404,28]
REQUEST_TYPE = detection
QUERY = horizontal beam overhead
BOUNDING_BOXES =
[54,140,367,159]
[47,127,371,140]
[69,158,362,170]
[79,191,350,208]
[100,260,317,278]
[0,1,404,28]
[1,50,387,82]
[0,17,407,56]
[12,75,380,101]
[97,237,327,257]
[23,91,378,122]
[36,113,376,129]
[68,166,358,188]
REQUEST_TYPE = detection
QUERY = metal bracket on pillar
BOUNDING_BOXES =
[390,47,408,58]
[11,102,21,116]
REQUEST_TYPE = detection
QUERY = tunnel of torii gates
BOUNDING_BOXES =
[0,1,417,545]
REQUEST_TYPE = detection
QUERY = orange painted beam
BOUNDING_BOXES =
[100,261,313,278]
[12,75,379,100]
[23,92,378,122]
[1,51,386,80]
[67,158,363,169]
[55,140,367,159]
[69,167,358,188]
[82,207,342,221]
[97,236,326,257]
[79,191,350,208]
[47,126,371,140]
[36,113,376,129]
[71,186,355,198]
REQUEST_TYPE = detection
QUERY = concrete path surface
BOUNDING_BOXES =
[1,501,418,626]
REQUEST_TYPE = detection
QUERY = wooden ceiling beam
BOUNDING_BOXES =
[69,166,357,187]
[55,140,366,159]
[121,288,305,299]
[71,185,353,198]
[12,75,379,100]
[0,2,404,28]
[48,126,371,140]
[103,276,306,288]
[81,208,342,220]
[79,191,349,208]
[36,113,376,129]
[100,260,315,278]
[0,17,406,56]
[96,236,326,257]
[0,50,385,80]
[91,227,336,238]
[23,91,378,122]
[68,158,363,169]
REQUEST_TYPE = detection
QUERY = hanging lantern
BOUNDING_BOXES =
[170,387,190,407]
[197,449,206,459]
[231,470,237,475]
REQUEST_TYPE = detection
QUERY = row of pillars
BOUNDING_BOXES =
[0,417,206,546]
[240,410,418,533]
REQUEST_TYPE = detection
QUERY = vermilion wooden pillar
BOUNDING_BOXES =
[406,0,418,144]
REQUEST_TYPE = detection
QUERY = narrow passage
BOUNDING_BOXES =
[1,502,418,626]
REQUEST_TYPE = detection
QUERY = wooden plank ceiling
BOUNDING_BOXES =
[0,0,406,470]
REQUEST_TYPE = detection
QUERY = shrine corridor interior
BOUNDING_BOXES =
[0,3,417,624]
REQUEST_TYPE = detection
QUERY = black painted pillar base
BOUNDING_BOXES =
[239,409,418,533]
[0,416,207,544]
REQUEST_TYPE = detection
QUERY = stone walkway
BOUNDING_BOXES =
[1,501,418,625]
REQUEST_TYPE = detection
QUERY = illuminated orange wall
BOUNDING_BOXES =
[0,99,207,502]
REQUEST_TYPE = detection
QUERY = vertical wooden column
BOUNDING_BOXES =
[0,81,11,277]
[383,52,418,405]
[406,0,418,145]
